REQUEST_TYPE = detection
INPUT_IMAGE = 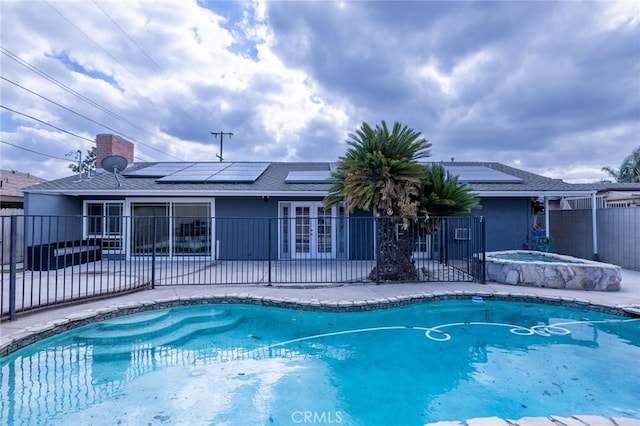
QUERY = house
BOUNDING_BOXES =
[552,182,640,209]
[22,134,598,263]
[0,170,46,209]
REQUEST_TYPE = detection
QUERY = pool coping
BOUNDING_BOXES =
[2,288,639,357]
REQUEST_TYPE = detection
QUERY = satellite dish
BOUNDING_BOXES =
[101,155,127,188]
[101,155,128,173]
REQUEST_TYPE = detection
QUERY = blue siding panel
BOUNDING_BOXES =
[476,197,531,251]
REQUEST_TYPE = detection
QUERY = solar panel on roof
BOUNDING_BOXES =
[443,165,523,183]
[205,163,270,182]
[156,175,214,182]
[285,171,331,183]
[154,162,270,183]
[187,164,228,171]
[124,163,195,177]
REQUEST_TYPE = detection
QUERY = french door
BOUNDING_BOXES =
[291,203,335,259]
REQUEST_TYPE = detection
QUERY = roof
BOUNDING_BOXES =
[567,182,640,193]
[22,161,596,198]
[0,169,47,203]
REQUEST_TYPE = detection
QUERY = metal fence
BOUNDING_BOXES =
[1,214,485,320]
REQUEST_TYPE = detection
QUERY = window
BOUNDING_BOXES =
[85,202,123,237]
[85,201,124,252]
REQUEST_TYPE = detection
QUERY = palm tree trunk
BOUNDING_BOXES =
[369,218,417,282]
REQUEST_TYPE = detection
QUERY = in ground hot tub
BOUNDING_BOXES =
[485,250,621,291]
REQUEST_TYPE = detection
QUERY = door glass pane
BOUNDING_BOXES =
[337,206,346,256]
[281,205,289,257]
[87,203,103,235]
[106,203,123,235]
[316,207,332,254]
[415,224,432,258]
[173,203,211,256]
[132,203,169,255]
[295,206,310,253]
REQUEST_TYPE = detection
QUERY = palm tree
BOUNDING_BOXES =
[416,164,481,239]
[602,146,640,183]
[418,164,481,217]
[324,121,431,281]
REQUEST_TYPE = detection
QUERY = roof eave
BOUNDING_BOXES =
[24,189,331,197]
[27,188,598,198]
[472,190,597,197]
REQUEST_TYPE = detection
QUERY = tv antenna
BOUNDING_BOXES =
[101,155,128,188]
[66,149,82,181]
[210,131,233,162]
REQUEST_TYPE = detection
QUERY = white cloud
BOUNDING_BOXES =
[0,0,638,182]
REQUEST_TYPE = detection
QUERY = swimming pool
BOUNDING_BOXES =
[1,300,639,425]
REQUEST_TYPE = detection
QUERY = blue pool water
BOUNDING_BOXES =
[1,300,639,425]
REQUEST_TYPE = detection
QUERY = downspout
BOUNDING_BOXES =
[592,192,598,261]
[544,197,550,238]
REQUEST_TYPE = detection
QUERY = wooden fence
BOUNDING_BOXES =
[1,209,24,264]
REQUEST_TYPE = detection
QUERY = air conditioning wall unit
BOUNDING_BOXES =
[454,227,471,240]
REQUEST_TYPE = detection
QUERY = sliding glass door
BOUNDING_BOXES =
[130,200,212,257]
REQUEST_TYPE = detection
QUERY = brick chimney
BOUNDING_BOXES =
[96,134,134,169]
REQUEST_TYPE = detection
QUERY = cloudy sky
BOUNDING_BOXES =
[1,0,638,182]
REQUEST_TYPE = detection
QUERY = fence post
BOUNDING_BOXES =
[443,218,449,266]
[9,215,17,321]
[151,217,156,289]
[268,218,272,285]
[375,216,380,285]
[480,216,486,284]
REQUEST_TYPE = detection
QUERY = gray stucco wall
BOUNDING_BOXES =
[214,198,376,260]
[20,193,536,261]
[23,193,84,245]
[24,193,82,217]
[475,197,532,252]
[214,196,324,260]
[347,209,375,260]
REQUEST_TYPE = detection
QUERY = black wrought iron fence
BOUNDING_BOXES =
[1,214,485,320]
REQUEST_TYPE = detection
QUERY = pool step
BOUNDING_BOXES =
[87,315,242,360]
[94,309,171,330]
[77,308,232,343]
[76,307,242,359]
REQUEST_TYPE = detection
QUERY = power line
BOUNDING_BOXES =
[92,0,163,72]
[47,1,228,134]
[0,75,183,160]
[0,140,70,161]
[89,1,229,131]
[1,47,148,137]
[4,0,230,159]
[0,47,183,161]
[44,1,136,76]
[1,75,130,135]
[1,105,95,144]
